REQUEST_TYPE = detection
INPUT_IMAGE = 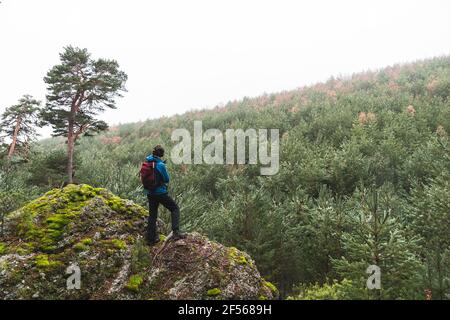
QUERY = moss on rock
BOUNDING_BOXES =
[73,238,93,252]
[0,242,6,255]
[0,184,276,300]
[126,275,144,292]
[262,280,278,294]
[206,288,221,297]
[228,247,252,266]
[102,239,127,250]
[34,254,62,270]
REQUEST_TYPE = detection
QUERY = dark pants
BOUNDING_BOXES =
[147,193,180,241]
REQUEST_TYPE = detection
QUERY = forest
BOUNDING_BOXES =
[0,50,449,299]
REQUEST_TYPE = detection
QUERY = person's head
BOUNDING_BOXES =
[152,145,165,158]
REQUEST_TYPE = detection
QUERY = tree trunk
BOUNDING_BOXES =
[0,213,4,237]
[7,117,21,158]
[67,117,75,184]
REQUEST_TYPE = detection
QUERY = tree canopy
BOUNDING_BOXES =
[0,94,41,158]
[42,46,127,182]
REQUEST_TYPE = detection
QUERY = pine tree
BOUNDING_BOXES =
[406,172,450,300]
[0,95,41,158]
[42,46,127,183]
[332,186,424,299]
[0,159,27,237]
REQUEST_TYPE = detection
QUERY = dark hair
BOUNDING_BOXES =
[152,145,165,157]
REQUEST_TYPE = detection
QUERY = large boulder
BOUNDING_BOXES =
[0,184,278,300]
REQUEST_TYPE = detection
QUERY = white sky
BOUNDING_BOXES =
[1,0,450,137]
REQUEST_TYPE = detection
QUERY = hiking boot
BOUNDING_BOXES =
[147,238,160,246]
[146,234,161,246]
[171,230,187,241]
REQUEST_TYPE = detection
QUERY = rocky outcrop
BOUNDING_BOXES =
[0,184,278,300]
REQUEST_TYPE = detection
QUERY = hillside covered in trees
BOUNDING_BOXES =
[1,55,449,299]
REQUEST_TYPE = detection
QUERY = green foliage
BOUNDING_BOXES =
[263,281,278,294]
[206,288,221,297]
[34,254,62,269]
[42,46,128,138]
[0,242,6,255]
[288,279,360,300]
[404,171,450,300]
[125,275,143,292]
[102,239,127,251]
[0,94,42,158]
[26,148,82,187]
[130,238,151,274]
[41,45,127,183]
[0,160,31,237]
[332,187,424,299]
[9,55,450,299]
[74,238,93,252]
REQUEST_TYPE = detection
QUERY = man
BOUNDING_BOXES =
[144,145,186,245]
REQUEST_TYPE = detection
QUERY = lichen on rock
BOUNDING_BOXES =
[0,184,278,300]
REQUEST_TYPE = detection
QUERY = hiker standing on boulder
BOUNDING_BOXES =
[141,145,187,245]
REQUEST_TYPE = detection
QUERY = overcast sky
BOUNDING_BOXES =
[1,0,450,136]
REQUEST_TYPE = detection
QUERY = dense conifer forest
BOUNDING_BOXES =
[1,55,449,299]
